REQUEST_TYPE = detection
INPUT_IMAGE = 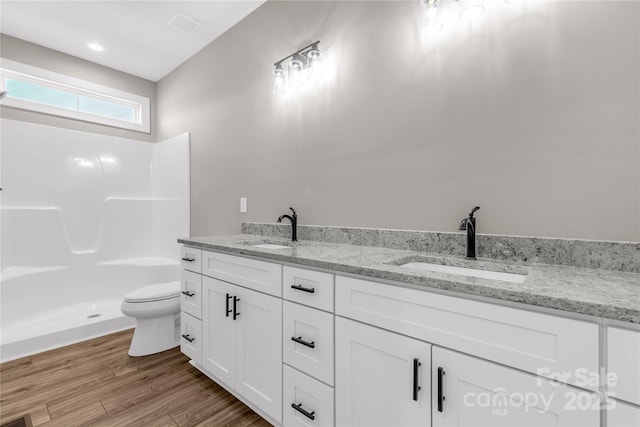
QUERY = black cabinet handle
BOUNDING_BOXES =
[437,367,446,412]
[181,334,195,343]
[291,284,315,294]
[233,296,240,320]
[413,358,422,401]
[291,336,315,348]
[291,403,315,420]
[225,293,232,317]
[181,291,195,297]
[181,257,195,262]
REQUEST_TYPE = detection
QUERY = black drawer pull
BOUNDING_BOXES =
[437,367,446,412]
[181,334,195,343]
[413,358,422,401]
[291,336,315,348]
[181,257,195,262]
[291,403,315,420]
[181,291,195,297]
[291,284,315,293]
[226,293,232,317]
[233,296,240,320]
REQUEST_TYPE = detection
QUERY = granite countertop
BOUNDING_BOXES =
[179,234,640,324]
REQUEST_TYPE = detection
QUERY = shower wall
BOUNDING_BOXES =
[0,119,189,361]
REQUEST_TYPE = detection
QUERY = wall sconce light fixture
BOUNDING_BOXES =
[272,41,322,95]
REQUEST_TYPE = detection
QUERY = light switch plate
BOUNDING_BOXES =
[240,197,247,213]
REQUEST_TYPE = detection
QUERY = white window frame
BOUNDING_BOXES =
[0,59,150,133]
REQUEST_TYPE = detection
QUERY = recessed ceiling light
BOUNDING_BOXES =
[87,42,104,52]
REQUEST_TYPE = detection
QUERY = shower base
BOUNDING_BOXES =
[0,299,135,363]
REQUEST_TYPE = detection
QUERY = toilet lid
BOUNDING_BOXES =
[124,281,181,303]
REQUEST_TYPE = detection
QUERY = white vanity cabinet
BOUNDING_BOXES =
[335,316,432,427]
[179,247,283,425]
[178,244,630,427]
[432,347,599,427]
[201,275,282,423]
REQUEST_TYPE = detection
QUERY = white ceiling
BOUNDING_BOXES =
[0,1,266,82]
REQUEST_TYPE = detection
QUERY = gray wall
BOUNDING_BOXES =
[0,34,156,142]
[158,0,639,242]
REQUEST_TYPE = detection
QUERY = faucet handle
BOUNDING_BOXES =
[289,207,297,217]
[469,206,480,218]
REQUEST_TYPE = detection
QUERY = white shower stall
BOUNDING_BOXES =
[0,119,190,362]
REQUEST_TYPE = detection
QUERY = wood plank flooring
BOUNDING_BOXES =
[0,329,272,427]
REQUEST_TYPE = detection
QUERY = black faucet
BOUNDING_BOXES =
[277,207,298,242]
[459,206,480,260]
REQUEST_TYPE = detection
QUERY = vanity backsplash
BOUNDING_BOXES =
[242,223,640,273]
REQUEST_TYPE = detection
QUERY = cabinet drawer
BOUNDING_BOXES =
[180,312,201,365]
[202,251,282,297]
[335,275,599,390]
[284,301,334,385]
[284,364,334,427]
[180,246,201,273]
[608,327,640,405]
[180,270,202,319]
[283,266,334,312]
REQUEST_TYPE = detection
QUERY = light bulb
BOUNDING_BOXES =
[288,55,304,89]
[272,65,286,95]
[306,48,323,80]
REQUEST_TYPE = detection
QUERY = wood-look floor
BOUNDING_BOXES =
[0,329,272,427]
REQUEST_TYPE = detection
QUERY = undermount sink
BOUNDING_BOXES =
[400,261,528,284]
[251,243,291,250]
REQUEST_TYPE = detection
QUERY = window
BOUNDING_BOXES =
[0,59,150,133]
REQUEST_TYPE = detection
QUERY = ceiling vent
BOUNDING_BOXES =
[167,12,201,34]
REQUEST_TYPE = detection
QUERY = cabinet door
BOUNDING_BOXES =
[608,399,640,427]
[202,276,236,387]
[432,347,600,427]
[235,286,283,423]
[335,317,431,427]
[608,327,640,405]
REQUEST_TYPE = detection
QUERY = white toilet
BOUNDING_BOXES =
[120,281,181,357]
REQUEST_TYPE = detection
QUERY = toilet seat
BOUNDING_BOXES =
[124,281,180,303]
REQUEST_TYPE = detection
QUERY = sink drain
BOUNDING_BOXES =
[87,313,102,319]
